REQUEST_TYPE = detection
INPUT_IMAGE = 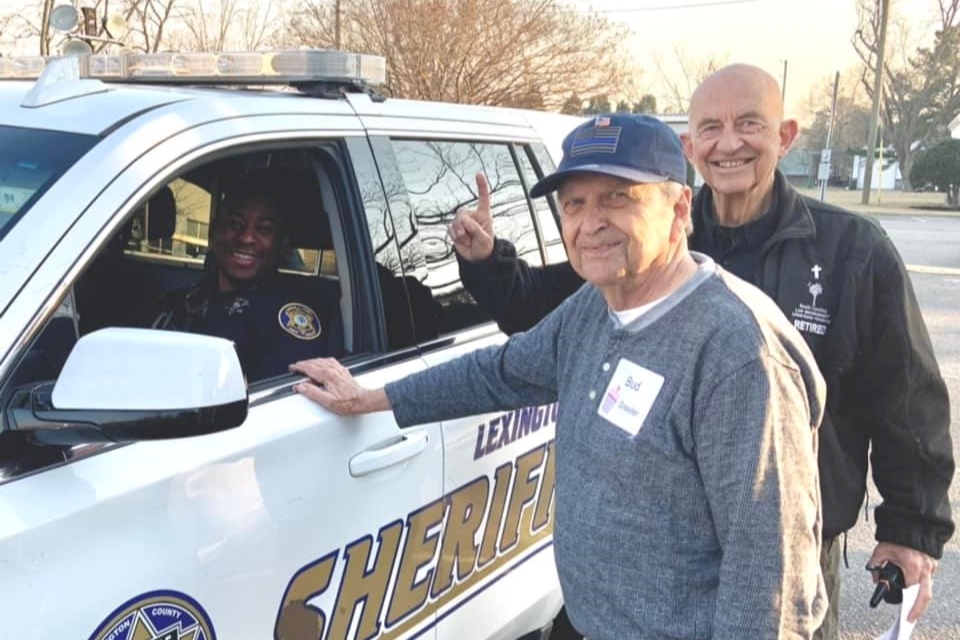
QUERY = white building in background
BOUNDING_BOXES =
[851,154,901,190]
[949,113,960,139]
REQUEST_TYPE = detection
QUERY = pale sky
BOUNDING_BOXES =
[574,0,940,120]
[3,0,942,124]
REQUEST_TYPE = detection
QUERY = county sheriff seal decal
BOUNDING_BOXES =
[87,590,216,640]
[278,302,322,340]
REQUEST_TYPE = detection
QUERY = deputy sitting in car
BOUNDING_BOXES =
[151,181,342,381]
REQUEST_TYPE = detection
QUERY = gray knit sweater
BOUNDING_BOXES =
[386,253,827,639]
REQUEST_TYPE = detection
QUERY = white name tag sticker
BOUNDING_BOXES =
[597,358,664,436]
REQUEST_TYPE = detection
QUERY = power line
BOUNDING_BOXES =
[586,0,768,13]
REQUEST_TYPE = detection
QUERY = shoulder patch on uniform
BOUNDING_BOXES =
[278,302,322,340]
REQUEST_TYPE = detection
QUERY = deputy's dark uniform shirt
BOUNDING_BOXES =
[152,273,343,382]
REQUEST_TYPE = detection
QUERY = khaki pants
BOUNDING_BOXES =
[813,535,842,640]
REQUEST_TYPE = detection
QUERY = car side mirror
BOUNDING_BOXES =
[7,328,248,446]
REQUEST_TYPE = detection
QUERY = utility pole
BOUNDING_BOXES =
[861,0,891,205]
[781,59,788,104]
[818,71,841,201]
[335,0,342,49]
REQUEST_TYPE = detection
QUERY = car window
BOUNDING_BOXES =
[348,136,443,352]
[124,177,211,266]
[0,125,98,242]
[4,144,349,399]
[123,159,329,279]
[214,150,334,279]
[390,139,544,336]
[518,144,566,263]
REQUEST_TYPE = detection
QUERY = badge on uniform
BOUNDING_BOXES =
[278,302,322,340]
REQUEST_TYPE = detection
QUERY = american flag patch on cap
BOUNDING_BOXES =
[570,126,622,156]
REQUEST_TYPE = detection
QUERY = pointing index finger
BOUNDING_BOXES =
[476,172,491,211]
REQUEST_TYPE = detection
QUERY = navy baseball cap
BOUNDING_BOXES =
[530,113,687,198]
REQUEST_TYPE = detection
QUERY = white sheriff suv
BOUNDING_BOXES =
[0,50,588,640]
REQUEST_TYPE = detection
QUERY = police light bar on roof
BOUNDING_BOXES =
[0,49,387,86]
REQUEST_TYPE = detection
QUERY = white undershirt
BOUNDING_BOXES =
[611,294,669,327]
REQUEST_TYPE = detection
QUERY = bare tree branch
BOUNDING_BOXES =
[286,0,639,110]
[0,0,55,55]
[652,45,729,114]
[853,0,960,189]
[0,10,22,53]
[172,0,283,51]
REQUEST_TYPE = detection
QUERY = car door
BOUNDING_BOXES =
[0,115,443,640]
[364,132,564,640]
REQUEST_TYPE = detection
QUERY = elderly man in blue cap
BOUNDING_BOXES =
[290,114,828,639]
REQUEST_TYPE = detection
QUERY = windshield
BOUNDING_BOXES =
[0,125,98,242]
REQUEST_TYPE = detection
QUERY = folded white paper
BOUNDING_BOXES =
[873,584,921,640]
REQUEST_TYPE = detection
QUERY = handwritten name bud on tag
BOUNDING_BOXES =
[597,358,663,437]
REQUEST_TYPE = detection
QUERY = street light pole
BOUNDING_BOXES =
[861,0,891,205]
[818,71,840,201]
[878,123,884,203]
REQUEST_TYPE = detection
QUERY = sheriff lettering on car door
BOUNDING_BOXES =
[275,404,559,640]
